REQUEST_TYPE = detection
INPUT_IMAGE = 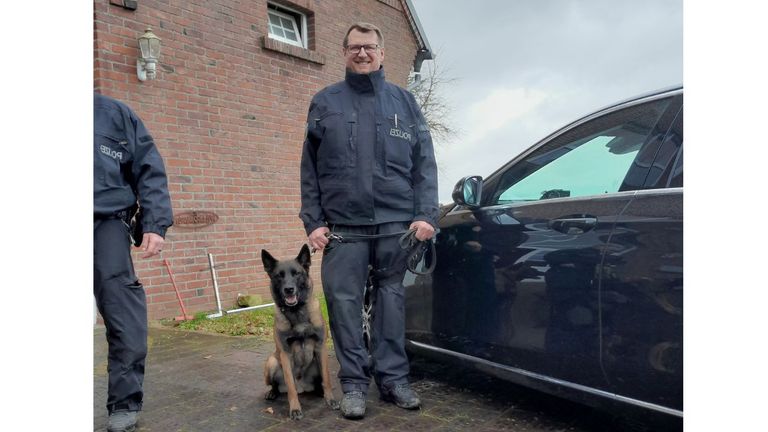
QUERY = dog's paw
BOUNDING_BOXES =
[264,389,279,400]
[289,409,304,420]
[327,398,340,410]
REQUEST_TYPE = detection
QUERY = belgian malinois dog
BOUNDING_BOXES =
[261,245,339,420]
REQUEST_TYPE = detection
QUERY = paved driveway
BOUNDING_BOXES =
[94,325,679,431]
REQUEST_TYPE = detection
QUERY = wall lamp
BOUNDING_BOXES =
[137,28,161,81]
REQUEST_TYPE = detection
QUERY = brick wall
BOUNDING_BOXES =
[94,0,419,319]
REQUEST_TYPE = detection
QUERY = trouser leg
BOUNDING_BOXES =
[321,225,372,393]
[94,218,148,413]
[371,222,410,388]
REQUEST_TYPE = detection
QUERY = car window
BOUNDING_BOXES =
[668,146,683,187]
[489,97,672,205]
[644,106,683,189]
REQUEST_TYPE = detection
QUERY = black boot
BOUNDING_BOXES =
[380,383,421,409]
[340,391,366,419]
[107,410,139,432]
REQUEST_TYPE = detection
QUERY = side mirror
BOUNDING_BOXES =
[452,175,483,209]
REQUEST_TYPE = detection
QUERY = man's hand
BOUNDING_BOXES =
[140,232,165,258]
[308,227,330,252]
[409,220,435,241]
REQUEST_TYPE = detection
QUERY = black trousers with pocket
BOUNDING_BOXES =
[94,217,147,413]
[321,221,411,394]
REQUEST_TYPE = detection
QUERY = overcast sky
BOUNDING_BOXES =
[409,0,683,203]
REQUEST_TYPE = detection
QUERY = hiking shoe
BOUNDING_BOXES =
[107,410,139,432]
[380,383,421,409]
[340,391,366,419]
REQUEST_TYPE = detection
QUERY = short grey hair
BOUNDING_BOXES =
[343,22,384,47]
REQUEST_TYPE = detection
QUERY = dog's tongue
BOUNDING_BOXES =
[286,295,298,306]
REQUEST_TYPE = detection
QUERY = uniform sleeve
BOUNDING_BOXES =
[299,100,326,235]
[409,94,440,228]
[128,110,174,237]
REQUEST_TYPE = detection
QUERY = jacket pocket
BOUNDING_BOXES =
[318,178,350,219]
[95,132,129,188]
[378,179,414,211]
[315,111,348,170]
[383,118,416,174]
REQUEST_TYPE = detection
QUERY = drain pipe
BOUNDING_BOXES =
[206,253,224,319]
[205,252,275,319]
[225,302,274,315]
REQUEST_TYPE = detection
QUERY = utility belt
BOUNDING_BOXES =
[95,205,143,247]
[94,209,127,221]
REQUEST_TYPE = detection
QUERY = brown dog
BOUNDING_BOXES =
[261,245,339,420]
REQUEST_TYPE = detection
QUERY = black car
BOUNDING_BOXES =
[404,86,683,419]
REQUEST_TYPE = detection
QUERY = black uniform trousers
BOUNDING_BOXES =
[94,218,147,413]
[321,221,410,394]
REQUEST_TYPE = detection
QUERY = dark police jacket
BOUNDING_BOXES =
[94,93,173,237]
[299,68,439,235]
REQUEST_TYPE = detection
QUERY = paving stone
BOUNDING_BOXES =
[94,326,677,431]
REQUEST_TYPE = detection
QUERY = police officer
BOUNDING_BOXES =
[94,93,173,432]
[299,23,438,419]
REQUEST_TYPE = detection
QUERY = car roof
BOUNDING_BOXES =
[590,84,683,116]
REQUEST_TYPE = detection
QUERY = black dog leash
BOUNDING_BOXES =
[396,229,437,276]
[324,230,404,242]
[323,229,436,275]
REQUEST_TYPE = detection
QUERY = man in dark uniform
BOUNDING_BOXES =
[94,93,173,432]
[299,23,438,419]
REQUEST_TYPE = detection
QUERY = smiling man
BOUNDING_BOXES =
[299,23,439,419]
[345,26,382,74]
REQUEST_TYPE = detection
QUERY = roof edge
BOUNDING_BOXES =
[400,0,434,72]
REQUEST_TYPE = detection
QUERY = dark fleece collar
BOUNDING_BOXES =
[345,67,386,94]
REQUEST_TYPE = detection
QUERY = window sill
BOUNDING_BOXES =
[260,36,325,65]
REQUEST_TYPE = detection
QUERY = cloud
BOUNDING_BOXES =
[462,87,548,148]
[412,0,682,203]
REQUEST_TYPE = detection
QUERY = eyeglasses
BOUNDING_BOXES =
[345,44,380,54]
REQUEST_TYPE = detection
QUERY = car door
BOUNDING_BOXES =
[599,104,683,414]
[405,90,682,394]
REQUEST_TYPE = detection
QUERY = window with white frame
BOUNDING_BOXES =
[267,3,307,48]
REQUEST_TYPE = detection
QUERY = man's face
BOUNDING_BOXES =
[344,29,384,75]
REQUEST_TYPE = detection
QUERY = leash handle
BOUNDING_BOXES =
[399,229,436,276]
[397,228,418,249]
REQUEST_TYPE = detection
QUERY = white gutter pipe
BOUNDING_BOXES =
[206,253,224,319]
[205,252,275,319]
[224,302,274,315]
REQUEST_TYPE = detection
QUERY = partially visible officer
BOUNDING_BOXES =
[300,22,438,419]
[94,93,173,432]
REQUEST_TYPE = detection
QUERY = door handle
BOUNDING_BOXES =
[548,217,598,234]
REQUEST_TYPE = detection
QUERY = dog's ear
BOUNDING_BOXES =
[296,244,311,271]
[261,249,277,274]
